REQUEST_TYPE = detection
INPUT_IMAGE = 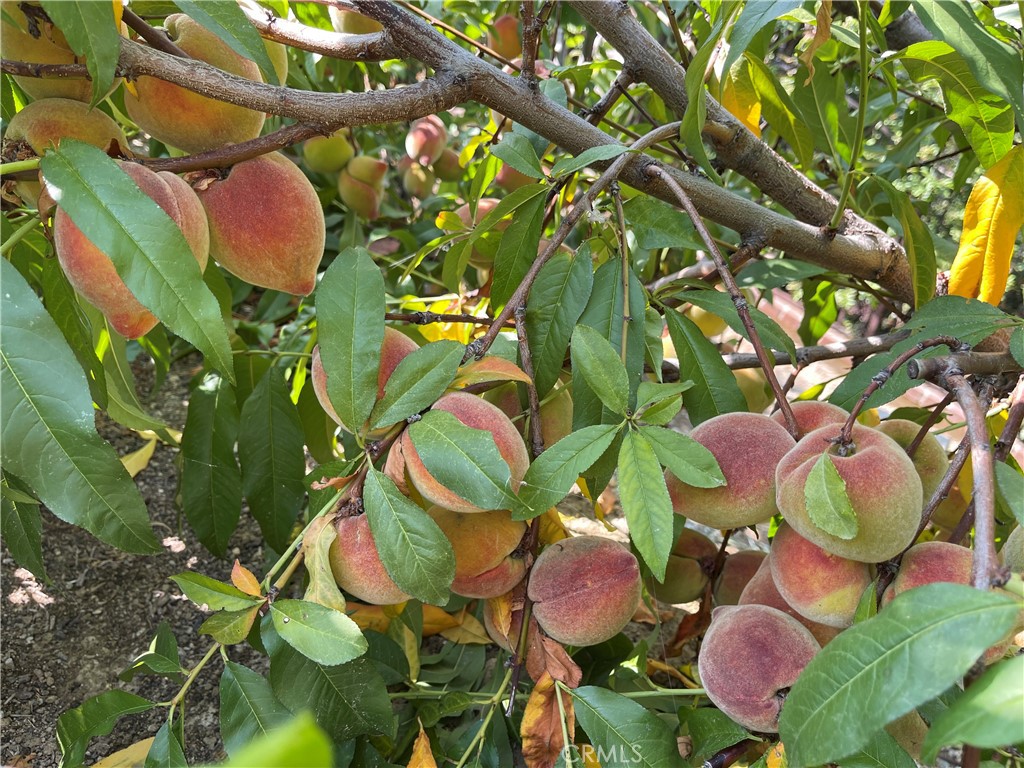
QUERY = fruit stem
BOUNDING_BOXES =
[0,158,40,175]
[164,641,221,717]
[0,214,40,257]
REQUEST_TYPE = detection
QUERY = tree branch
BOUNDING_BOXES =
[240,2,396,61]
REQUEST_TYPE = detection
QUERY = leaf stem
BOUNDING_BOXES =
[0,215,41,257]
[829,5,870,229]
[454,666,514,768]
[165,641,221,718]
[0,158,40,175]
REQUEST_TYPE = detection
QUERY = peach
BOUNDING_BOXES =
[734,368,774,414]
[402,162,436,199]
[885,711,929,761]
[432,148,463,182]
[882,540,973,606]
[483,382,523,423]
[738,556,841,646]
[645,528,717,604]
[685,304,728,337]
[338,155,387,220]
[528,536,641,647]
[303,131,354,174]
[666,412,796,529]
[713,549,767,606]
[311,327,419,434]
[193,152,324,295]
[405,116,447,166]
[494,164,533,192]
[876,419,949,501]
[264,38,288,86]
[930,483,968,533]
[427,506,526,598]
[392,391,530,514]
[538,384,573,450]
[449,198,507,268]
[328,514,410,605]
[770,400,849,436]
[54,162,209,339]
[488,14,521,60]
[1002,525,1024,573]
[775,424,923,562]
[1,3,94,102]
[769,522,872,627]
[124,14,265,152]
[698,604,820,733]
[328,7,383,34]
[346,155,388,186]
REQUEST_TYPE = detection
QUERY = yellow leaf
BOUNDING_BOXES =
[231,559,262,597]
[856,408,880,427]
[720,63,761,138]
[767,742,788,768]
[112,0,124,32]
[521,672,575,768]
[120,437,156,478]
[949,144,1024,306]
[538,507,570,545]
[799,0,833,83]
[421,604,461,635]
[452,356,532,388]
[407,722,438,768]
[440,606,491,644]
[92,738,154,767]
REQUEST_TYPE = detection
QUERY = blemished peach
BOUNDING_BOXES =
[776,424,923,562]
[1002,525,1024,573]
[328,514,410,605]
[667,412,796,529]
[432,148,463,182]
[393,391,530,514]
[770,400,849,436]
[402,163,436,199]
[124,14,265,152]
[1,3,95,102]
[528,536,642,647]
[738,556,841,646]
[769,522,872,628]
[645,528,718,604]
[487,14,521,60]
[405,116,448,166]
[54,162,209,339]
[876,418,949,501]
[328,7,383,34]
[698,604,820,733]
[311,327,419,433]
[427,506,527,598]
[882,540,973,606]
[303,131,354,174]
[713,549,767,606]
[193,152,324,295]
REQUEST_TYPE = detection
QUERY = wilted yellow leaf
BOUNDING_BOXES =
[720,63,762,138]
[120,437,156,478]
[93,738,153,767]
[538,508,570,545]
[767,741,788,768]
[231,560,262,597]
[440,607,491,644]
[112,0,124,32]
[800,0,833,83]
[407,723,438,768]
[949,144,1024,306]
[521,673,575,768]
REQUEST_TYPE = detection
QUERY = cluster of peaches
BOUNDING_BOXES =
[654,402,1022,737]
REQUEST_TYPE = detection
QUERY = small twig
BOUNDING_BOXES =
[708,529,734,585]
[613,183,631,367]
[139,123,324,172]
[520,1,539,86]
[384,311,512,327]
[913,435,971,544]
[122,8,190,58]
[723,330,910,369]
[241,2,393,62]
[993,374,1024,462]
[907,351,1022,380]
[646,164,798,437]
[660,0,688,63]
[515,306,545,459]
[905,392,955,458]
[698,238,765,286]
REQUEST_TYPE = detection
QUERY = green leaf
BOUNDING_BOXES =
[526,246,594,398]
[174,0,280,84]
[679,707,752,763]
[549,145,628,178]
[0,485,46,582]
[681,289,797,362]
[724,0,802,73]
[369,340,463,430]
[180,374,242,557]
[57,691,154,768]
[735,258,828,291]
[664,309,746,425]
[875,177,936,309]
[745,54,815,170]
[408,409,524,514]
[213,711,334,768]
[40,142,234,379]
[170,572,261,612]
[0,259,159,554]
[362,468,456,605]
[617,430,674,581]
[120,621,183,681]
[639,425,725,489]
[145,721,187,768]
[1011,327,1024,368]
[804,452,859,540]
[200,606,259,646]
[316,247,385,435]
[219,661,292,758]
[797,279,838,347]
[571,324,629,416]
[491,132,544,178]
[39,1,118,104]
[570,686,683,768]
[491,193,545,307]
[680,8,733,180]
[994,461,1024,526]
[779,583,1023,768]
[239,370,306,552]
[622,196,698,251]
[839,728,916,768]
[518,423,621,517]
[296,378,336,465]
[635,381,693,411]
[467,183,548,244]
[921,654,1024,761]
[270,599,367,666]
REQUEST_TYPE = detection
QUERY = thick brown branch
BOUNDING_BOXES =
[907,351,1022,381]
[240,2,396,61]
[139,124,323,172]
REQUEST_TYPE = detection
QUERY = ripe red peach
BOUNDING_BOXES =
[770,522,872,627]
[645,528,718,604]
[427,506,527,598]
[775,424,923,562]
[391,391,530,514]
[527,536,641,647]
[698,604,820,733]
[124,14,265,152]
[713,549,767,606]
[770,400,849,436]
[667,412,796,529]
[494,164,533,192]
[738,556,841,646]
[882,540,973,606]
[487,14,521,60]
[405,116,447,166]
[193,152,324,295]
[328,514,410,605]
[54,162,209,339]
[876,418,949,501]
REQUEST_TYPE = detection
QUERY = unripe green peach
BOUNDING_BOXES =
[303,131,354,174]
[338,169,383,220]
[311,327,419,434]
[930,483,968,533]
[328,7,383,34]
[769,522,872,628]
[713,549,767,606]
[1002,525,1024,573]
[487,14,521,60]
[402,162,436,199]
[1,2,94,102]
[528,536,641,647]
[876,418,949,501]
[346,155,388,186]
[389,391,530,514]
[770,400,849,436]
[432,148,463,182]
[54,162,209,339]
[667,412,796,529]
[698,604,820,733]
[427,506,527,598]
[776,424,923,562]
[738,556,841,646]
[124,14,265,152]
[645,528,717,604]
[406,116,448,166]
[193,152,324,295]
[329,514,410,605]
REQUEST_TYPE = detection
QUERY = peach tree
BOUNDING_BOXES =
[1,1,1023,766]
